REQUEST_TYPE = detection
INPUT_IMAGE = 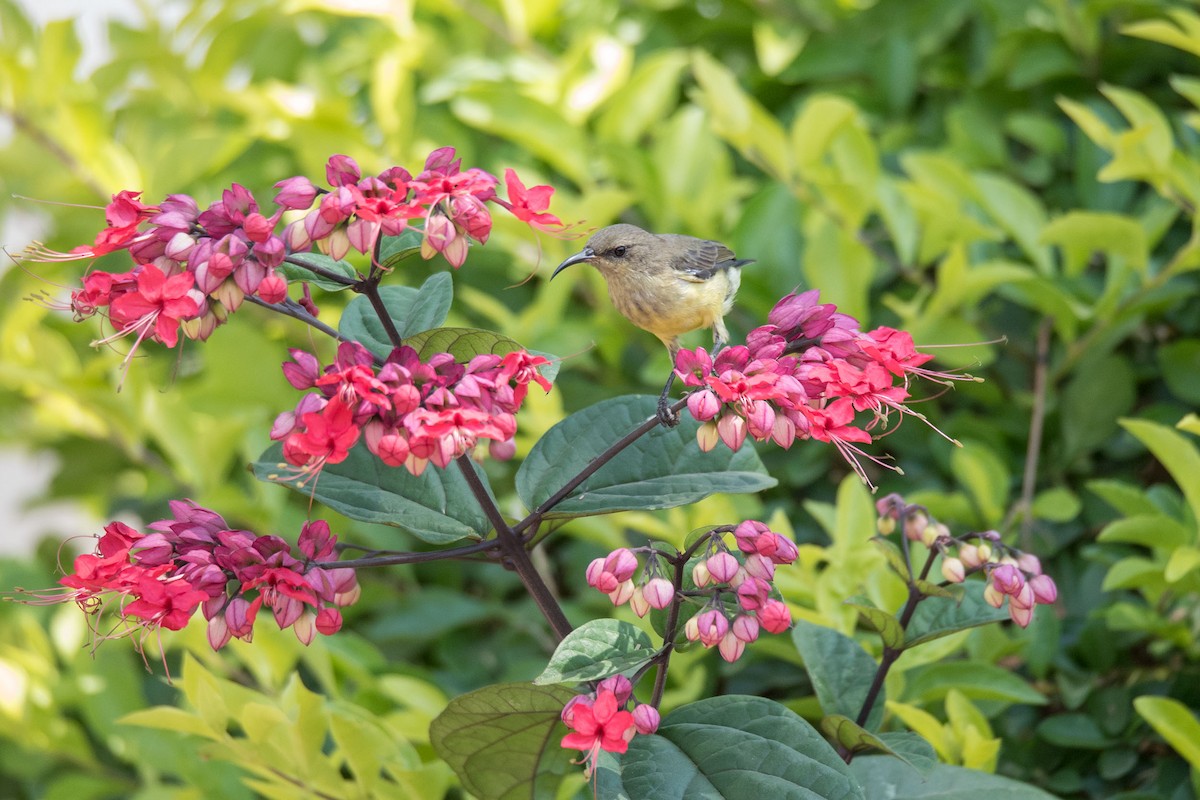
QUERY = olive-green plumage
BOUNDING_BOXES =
[552,224,753,423]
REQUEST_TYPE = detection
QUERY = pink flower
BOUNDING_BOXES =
[560,689,636,777]
[108,264,200,348]
[495,169,563,231]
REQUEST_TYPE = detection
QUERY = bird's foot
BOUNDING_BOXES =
[656,397,680,427]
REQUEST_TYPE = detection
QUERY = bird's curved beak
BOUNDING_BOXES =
[551,247,594,280]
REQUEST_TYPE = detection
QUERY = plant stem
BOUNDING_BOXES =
[845,547,939,760]
[359,276,405,349]
[282,254,360,286]
[511,396,688,537]
[245,296,347,343]
[650,553,689,708]
[456,456,573,641]
[324,537,500,569]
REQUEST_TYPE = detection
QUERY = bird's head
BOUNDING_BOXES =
[551,224,656,280]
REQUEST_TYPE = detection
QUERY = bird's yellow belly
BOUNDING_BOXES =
[608,275,726,339]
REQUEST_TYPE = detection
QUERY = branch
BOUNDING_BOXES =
[244,295,346,343]
[511,396,688,537]
[322,537,500,569]
[456,456,574,640]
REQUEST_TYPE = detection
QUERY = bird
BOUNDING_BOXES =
[551,224,753,426]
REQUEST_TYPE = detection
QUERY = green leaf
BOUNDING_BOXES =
[871,538,911,582]
[1097,514,1192,550]
[1134,696,1200,768]
[429,682,578,800]
[118,706,219,739]
[280,252,359,291]
[596,696,863,800]
[902,586,1011,648]
[1164,546,1200,583]
[338,273,454,358]
[1030,487,1082,522]
[377,227,426,269]
[845,598,905,650]
[516,395,776,518]
[874,733,938,775]
[534,620,656,685]
[1062,355,1136,461]
[1087,479,1162,518]
[1041,211,1147,276]
[901,662,1045,706]
[793,620,883,731]
[849,756,1057,799]
[1159,340,1200,404]
[691,51,791,180]
[950,442,1008,524]
[1122,10,1200,59]
[1036,713,1115,749]
[1121,418,1200,528]
[912,579,956,600]
[402,326,560,383]
[251,442,492,544]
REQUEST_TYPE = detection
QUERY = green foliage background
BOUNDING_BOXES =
[1,0,1199,797]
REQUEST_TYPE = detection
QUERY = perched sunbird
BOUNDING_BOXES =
[552,224,753,425]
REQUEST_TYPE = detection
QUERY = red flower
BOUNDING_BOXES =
[108,264,200,348]
[496,169,563,231]
[561,689,636,776]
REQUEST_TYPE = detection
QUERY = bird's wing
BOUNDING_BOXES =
[666,236,753,283]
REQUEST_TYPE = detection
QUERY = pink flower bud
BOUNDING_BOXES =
[585,557,613,592]
[771,412,796,448]
[683,614,700,642]
[274,176,319,209]
[983,583,1004,608]
[744,399,776,439]
[767,534,798,565]
[687,389,721,421]
[643,577,675,609]
[325,154,362,187]
[629,586,650,618]
[598,675,632,704]
[919,525,941,548]
[941,556,965,583]
[315,607,342,635]
[903,511,928,542]
[758,599,792,634]
[716,412,747,451]
[489,437,517,461]
[743,553,775,581]
[1009,601,1034,628]
[293,610,316,646]
[977,543,993,563]
[696,420,720,452]
[1012,582,1035,610]
[632,704,660,735]
[991,564,1024,596]
[732,614,760,643]
[605,549,638,582]
[608,579,635,606]
[695,609,728,648]
[736,576,771,612]
[718,631,746,662]
[257,271,287,304]
[207,615,231,651]
[733,520,769,554]
[958,543,982,569]
[691,561,711,588]
[1029,574,1057,605]
[875,493,906,519]
[706,551,740,584]
[1017,552,1043,576]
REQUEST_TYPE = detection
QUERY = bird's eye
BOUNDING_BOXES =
[613,245,628,257]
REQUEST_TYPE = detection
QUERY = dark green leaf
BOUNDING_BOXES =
[792,620,883,731]
[280,252,359,291]
[1061,354,1135,461]
[516,396,776,517]
[534,620,656,685]
[912,579,956,600]
[338,273,454,359]
[251,442,492,544]
[596,696,863,800]
[849,756,1057,799]
[821,718,935,775]
[1036,713,1116,749]
[429,682,578,800]
[902,585,1010,648]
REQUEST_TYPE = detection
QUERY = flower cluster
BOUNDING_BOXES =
[675,289,969,487]
[26,150,561,371]
[876,493,1058,628]
[18,501,358,656]
[585,521,796,663]
[560,675,659,777]
[272,341,553,480]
